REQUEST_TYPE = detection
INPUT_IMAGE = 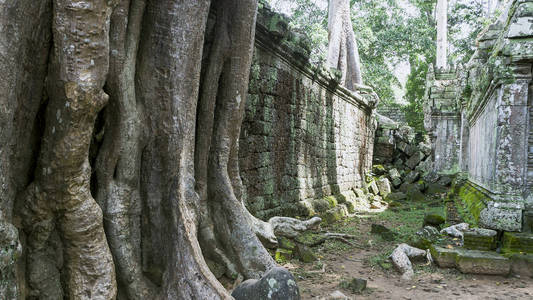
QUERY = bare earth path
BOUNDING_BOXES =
[287,198,533,299]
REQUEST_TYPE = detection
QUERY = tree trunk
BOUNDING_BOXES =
[2,0,301,298]
[195,0,277,281]
[327,0,363,90]
[436,0,448,70]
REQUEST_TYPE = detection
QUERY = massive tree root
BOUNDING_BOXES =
[2,0,302,298]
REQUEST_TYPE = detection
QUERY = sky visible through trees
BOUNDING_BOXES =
[268,0,500,110]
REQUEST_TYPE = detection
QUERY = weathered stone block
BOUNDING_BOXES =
[502,232,533,254]
[430,245,459,268]
[507,17,533,38]
[368,180,379,195]
[232,267,300,300]
[385,192,406,202]
[295,243,316,263]
[455,250,510,275]
[463,228,498,251]
[406,152,425,169]
[376,178,391,197]
[407,188,425,202]
[423,214,445,228]
[479,202,523,232]
[404,171,420,184]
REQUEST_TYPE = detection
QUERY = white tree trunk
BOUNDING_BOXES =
[327,0,363,90]
[436,0,448,70]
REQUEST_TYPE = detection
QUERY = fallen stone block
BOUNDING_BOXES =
[371,224,394,241]
[455,249,510,275]
[404,171,420,184]
[430,245,460,268]
[372,164,386,175]
[376,177,391,197]
[440,223,469,239]
[437,176,452,186]
[463,228,497,251]
[295,243,316,263]
[385,192,406,202]
[275,248,293,263]
[423,214,445,228]
[323,206,347,224]
[406,152,425,169]
[339,277,367,293]
[232,267,300,300]
[328,290,349,300]
[390,243,429,280]
[419,142,432,156]
[411,226,440,249]
[479,202,523,232]
[368,180,380,195]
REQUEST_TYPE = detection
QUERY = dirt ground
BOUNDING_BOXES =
[285,199,533,300]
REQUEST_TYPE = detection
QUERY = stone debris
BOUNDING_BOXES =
[440,223,469,239]
[390,243,431,280]
[328,290,350,300]
[232,267,300,300]
[339,277,367,293]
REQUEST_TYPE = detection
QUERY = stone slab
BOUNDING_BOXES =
[455,249,510,275]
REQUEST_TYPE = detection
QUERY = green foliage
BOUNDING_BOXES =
[404,55,431,132]
[268,0,494,116]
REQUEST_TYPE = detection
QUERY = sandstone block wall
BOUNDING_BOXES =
[423,67,461,173]
[430,0,533,232]
[239,6,378,219]
[376,102,407,124]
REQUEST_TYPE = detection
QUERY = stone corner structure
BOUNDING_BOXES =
[424,0,533,232]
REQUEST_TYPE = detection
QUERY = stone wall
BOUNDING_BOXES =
[423,67,461,173]
[239,5,378,220]
[428,0,533,232]
[376,102,407,123]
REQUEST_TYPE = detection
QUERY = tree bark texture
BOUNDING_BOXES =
[327,0,363,90]
[0,0,298,299]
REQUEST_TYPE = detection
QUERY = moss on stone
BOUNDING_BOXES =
[324,196,338,208]
[275,248,293,263]
[501,232,533,254]
[449,181,489,226]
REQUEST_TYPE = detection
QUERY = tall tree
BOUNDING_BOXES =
[436,0,448,69]
[327,0,363,90]
[0,0,298,299]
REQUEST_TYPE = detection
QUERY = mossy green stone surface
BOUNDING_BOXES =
[275,248,293,263]
[295,244,316,263]
[278,237,296,250]
[449,181,488,226]
[463,229,497,251]
[430,245,460,268]
[502,232,533,254]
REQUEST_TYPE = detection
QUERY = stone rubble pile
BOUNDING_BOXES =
[369,114,450,205]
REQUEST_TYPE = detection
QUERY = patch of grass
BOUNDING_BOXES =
[368,245,395,270]
[368,198,445,242]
